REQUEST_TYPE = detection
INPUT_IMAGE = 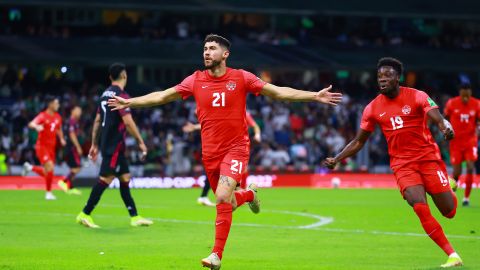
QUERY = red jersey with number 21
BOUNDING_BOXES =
[32,110,62,149]
[360,87,442,170]
[175,68,266,158]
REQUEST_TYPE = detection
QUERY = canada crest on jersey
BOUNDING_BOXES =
[226,81,236,91]
[402,105,411,115]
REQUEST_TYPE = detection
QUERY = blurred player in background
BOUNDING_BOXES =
[183,111,261,207]
[109,34,341,270]
[76,63,153,228]
[444,83,480,206]
[58,106,83,195]
[23,95,65,200]
[325,57,462,268]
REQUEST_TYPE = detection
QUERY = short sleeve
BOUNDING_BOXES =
[359,104,376,132]
[241,70,266,95]
[444,99,452,117]
[416,90,438,114]
[118,92,131,116]
[245,112,256,127]
[175,74,195,100]
[32,112,45,125]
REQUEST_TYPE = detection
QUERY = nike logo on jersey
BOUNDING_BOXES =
[379,112,386,117]
[216,221,225,226]
[201,85,209,89]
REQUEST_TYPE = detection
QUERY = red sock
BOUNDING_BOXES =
[464,174,473,199]
[32,166,45,177]
[234,190,254,208]
[240,173,248,189]
[45,171,53,192]
[212,203,233,259]
[413,203,455,255]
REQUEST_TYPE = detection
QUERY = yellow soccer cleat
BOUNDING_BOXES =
[68,188,82,195]
[57,180,69,193]
[247,183,260,214]
[76,212,100,228]
[441,255,463,268]
[449,176,458,192]
[130,216,153,227]
[201,252,221,270]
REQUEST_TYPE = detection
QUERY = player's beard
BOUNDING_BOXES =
[204,59,221,70]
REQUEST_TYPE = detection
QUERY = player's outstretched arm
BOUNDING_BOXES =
[108,87,181,110]
[122,114,148,161]
[182,122,201,133]
[260,84,342,105]
[323,129,371,169]
[427,108,454,140]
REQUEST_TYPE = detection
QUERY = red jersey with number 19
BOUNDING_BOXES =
[175,68,266,158]
[32,110,62,149]
[360,87,442,170]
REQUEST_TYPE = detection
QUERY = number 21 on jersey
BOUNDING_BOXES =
[212,92,225,107]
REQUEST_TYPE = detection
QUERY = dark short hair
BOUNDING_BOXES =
[204,34,231,50]
[377,57,403,76]
[458,83,472,90]
[109,62,126,81]
[44,94,58,105]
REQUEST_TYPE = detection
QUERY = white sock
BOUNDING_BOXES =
[449,252,460,258]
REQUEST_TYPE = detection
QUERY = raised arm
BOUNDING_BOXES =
[324,129,372,169]
[427,108,454,140]
[122,114,148,160]
[108,87,182,110]
[260,84,342,105]
[88,113,101,161]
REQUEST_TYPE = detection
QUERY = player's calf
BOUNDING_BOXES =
[432,191,457,219]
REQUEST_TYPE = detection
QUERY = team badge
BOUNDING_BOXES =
[470,110,475,116]
[402,105,411,115]
[226,81,236,91]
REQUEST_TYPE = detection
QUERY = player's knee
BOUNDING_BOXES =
[44,163,53,172]
[443,207,456,219]
[216,196,230,204]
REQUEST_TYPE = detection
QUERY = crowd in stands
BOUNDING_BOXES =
[1,9,480,51]
[0,65,469,175]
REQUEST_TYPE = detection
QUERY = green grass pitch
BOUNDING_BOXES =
[0,188,478,270]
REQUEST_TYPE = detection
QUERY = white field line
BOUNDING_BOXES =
[2,209,479,240]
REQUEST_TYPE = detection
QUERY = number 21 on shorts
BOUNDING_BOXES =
[231,159,243,175]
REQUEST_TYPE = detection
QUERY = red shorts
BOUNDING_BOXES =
[450,144,478,165]
[35,144,56,165]
[393,160,451,198]
[202,148,249,193]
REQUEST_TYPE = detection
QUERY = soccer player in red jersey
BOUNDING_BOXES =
[23,95,66,200]
[325,57,462,268]
[444,83,480,206]
[183,111,261,207]
[58,106,83,195]
[108,34,342,269]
